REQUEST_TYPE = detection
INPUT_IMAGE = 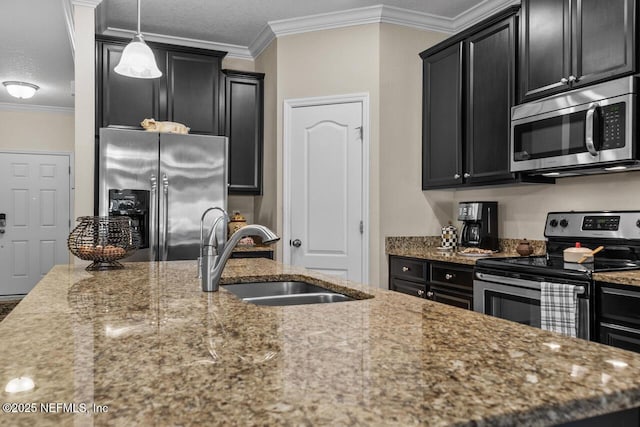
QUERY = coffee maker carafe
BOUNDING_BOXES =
[458,201,498,251]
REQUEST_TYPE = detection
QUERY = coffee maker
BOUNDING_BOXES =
[458,201,499,251]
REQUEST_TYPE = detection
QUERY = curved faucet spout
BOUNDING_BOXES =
[202,224,280,292]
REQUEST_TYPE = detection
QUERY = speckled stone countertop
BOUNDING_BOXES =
[3,259,640,426]
[594,270,640,287]
[386,236,546,265]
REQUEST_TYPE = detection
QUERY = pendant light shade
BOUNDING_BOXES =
[114,0,162,79]
[3,81,39,99]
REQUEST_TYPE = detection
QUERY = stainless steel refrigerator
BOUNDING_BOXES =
[98,128,227,261]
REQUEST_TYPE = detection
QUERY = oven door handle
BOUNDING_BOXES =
[475,272,586,295]
[585,102,600,157]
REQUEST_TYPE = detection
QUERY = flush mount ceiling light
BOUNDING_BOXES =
[3,81,39,99]
[114,0,162,79]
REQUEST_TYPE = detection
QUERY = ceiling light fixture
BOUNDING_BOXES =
[114,0,162,79]
[3,81,39,99]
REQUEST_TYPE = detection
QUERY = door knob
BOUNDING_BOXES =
[560,77,569,84]
[454,173,461,179]
[568,75,577,82]
[291,239,302,247]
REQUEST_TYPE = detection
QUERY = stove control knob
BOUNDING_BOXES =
[560,219,569,228]
[549,219,558,227]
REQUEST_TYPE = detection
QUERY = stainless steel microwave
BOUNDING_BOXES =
[510,76,639,176]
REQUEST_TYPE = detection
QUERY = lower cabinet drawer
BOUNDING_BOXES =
[390,278,427,299]
[431,264,473,289]
[599,323,640,354]
[598,285,640,328]
[389,256,428,283]
[429,284,473,310]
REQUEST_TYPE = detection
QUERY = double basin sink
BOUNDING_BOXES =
[221,281,356,306]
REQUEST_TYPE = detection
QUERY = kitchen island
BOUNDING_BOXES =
[2,259,640,426]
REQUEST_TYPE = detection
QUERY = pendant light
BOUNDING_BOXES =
[114,0,162,79]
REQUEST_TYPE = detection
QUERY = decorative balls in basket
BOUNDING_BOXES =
[68,216,140,271]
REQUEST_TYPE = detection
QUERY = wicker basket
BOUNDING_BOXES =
[67,216,139,271]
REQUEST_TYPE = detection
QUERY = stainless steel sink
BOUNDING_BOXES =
[221,281,355,306]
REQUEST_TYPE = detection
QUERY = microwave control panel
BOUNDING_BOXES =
[601,103,625,150]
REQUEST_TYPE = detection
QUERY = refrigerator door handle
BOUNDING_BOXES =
[162,174,169,261]
[149,174,158,261]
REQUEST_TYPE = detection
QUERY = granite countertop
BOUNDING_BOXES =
[386,236,546,265]
[593,270,640,287]
[3,259,640,426]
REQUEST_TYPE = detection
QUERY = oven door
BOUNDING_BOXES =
[474,272,591,340]
[510,93,633,173]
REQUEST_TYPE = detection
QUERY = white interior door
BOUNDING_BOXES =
[0,153,71,296]
[288,101,364,281]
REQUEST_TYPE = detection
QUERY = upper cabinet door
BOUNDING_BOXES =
[97,42,164,133]
[223,70,264,195]
[422,42,463,189]
[572,0,636,88]
[166,51,221,135]
[465,16,516,184]
[519,0,572,102]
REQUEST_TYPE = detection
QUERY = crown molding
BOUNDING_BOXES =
[62,0,75,58]
[71,0,103,8]
[101,28,253,60]
[453,0,521,31]
[379,5,454,33]
[0,103,74,114]
[248,25,276,58]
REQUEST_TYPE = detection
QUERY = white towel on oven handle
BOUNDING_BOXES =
[540,282,580,338]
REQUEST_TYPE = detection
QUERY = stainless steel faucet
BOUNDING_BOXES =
[199,207,280,292]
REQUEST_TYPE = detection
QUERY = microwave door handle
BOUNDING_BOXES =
[585,102,600,156]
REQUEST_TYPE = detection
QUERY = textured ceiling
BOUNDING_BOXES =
[0,0,74,108]
[1,0,497,109]
[103,0,482,47]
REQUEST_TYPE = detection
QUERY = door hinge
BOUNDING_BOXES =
[359,220,364,234]
[356,126,363,140]
[68,166,71,175]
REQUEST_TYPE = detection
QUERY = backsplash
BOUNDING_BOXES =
[386,236,546,255]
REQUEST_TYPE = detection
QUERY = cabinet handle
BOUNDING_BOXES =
[402,266,410,272]
[427,291,434,298]
[463,173,470,178]
[445,273,455,280]
[454,173,461,179]
[568,75,577,83]
[417,289,425,297]
[560,77,569,84]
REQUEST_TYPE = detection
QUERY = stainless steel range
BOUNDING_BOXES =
[474,211,640,340]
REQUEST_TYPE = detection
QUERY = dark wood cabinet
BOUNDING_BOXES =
[429,263,474,310]
[389,256,429,299]
[388,256,474,311]
[97,41,164,131]
[420,7,542,189]
[519,0,636,102]
[422,43,463,188]
[167,51,221,135]
[230,250,274,260]
[596,282,640,353]
[96,36,226,136]
[222,70,264,195]
[465,16,517,184]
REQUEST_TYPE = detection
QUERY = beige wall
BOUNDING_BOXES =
[0,110,74,153]
[221,57,255,72]
[378,24,449,286]
[254,40,278,236]
[449,172,640,241]
[275,24,381,277]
